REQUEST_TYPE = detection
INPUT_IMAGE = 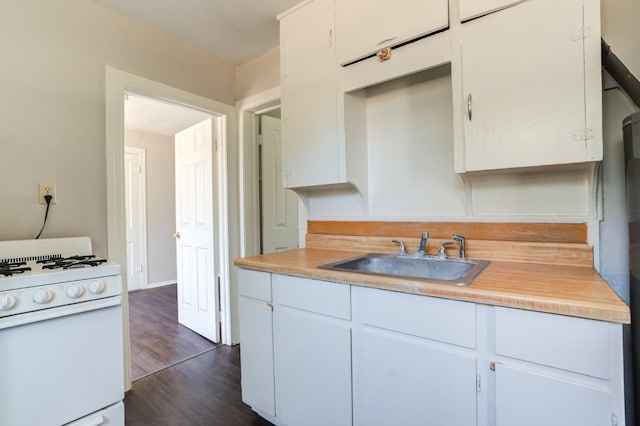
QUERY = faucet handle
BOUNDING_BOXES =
[438,241,455,258]
[452,234,466,259]
[392,239,406,255]
[418,232,429,255]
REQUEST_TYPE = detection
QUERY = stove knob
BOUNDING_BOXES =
[89,280,106,294]
[33,288,53,304]
[0,294,17,311]
[66,284,85,299]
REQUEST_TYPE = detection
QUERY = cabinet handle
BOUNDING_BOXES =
[489,361,502,371]
[467,93,473,121]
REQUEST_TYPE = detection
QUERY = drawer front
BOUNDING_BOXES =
[495,307,610,379]
[238,268,271,301]
[273,274,351,320]
[353,286,477,348]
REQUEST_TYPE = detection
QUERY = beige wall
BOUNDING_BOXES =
[0,0,235,256]
[125,129,177,286]
[602,0,640,79]
[236,46,280,100]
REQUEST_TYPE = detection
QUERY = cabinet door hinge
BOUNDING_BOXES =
[612,413,618,426]
[476,375,481,393]
[570,26,592,41]
[573,128,595,141]
[257,135,264,146]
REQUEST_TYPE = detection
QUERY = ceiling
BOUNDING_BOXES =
[124,93,212,136]
[93,0,301,64]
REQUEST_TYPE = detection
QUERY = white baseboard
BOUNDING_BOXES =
[147,280,176,289]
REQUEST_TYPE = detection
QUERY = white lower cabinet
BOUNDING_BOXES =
[494,364,612,426]
[237,270,626,426]
[238,269,276,419]
[490,306,625,426]
[273,274,352,426]
[352,285,478,426]
[353,329,477,426]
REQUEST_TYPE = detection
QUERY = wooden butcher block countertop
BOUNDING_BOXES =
[235,247,630,324]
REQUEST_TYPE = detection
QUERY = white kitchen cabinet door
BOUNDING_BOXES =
[335,0,449,65]
[279,0,341,189]
[352,326,477,426]
[494,364,611,426]
[238,296,275,418]
[459,0,523,21]
[273,306,352,426]
[457,0,601,172]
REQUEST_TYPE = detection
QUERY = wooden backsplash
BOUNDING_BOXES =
[306,221,592,267]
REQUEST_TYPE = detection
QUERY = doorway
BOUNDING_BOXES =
[238,87,305,261]
[257,110,299,254]
[106,66,236,390]
[124,93,221,380]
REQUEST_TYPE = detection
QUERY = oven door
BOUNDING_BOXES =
[0,297,124,426]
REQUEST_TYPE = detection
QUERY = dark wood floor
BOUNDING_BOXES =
[125,346,272,425]
[125,284,271,425]
[128,284,218,381]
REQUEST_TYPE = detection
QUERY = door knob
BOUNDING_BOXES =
[172,232,181,239]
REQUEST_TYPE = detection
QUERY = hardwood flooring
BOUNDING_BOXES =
[125,346,272,425]
[128,284,218,381]
[125,284,270,425]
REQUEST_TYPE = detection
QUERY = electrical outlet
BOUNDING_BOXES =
[38,183,57,204]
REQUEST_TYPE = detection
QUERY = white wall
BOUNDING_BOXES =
[0,0,235,256]
[306,67,595,224]
[125,129,177,287]
[599,74,640,303]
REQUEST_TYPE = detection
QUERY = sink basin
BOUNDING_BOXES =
[319,253,490,286]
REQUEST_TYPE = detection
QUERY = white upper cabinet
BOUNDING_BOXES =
[454,0,602,172]
[279,0,341,189]
[459,0,523,21]
[335,0,449,65]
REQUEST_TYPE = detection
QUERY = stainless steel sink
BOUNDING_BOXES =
[319,253,490,286]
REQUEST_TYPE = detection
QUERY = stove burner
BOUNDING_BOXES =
[39,255,107,270]
[0,261,31,277]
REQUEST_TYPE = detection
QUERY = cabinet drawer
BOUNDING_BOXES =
[495,307,610,379]
[238,268,271,301]
[353,286,476,348]
[273,274,351,320]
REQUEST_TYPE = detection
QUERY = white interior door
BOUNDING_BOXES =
[174,117,220,342]
[124,147,147,292]
[260,115,299,254]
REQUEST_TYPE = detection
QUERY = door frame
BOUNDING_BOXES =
[124,146,148,291]
[238,87,284,258]
[106,66,236,390]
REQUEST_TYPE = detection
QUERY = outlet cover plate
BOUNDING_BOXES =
[38,183,57,204]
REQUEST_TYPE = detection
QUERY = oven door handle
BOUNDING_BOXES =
[0,296,121,330]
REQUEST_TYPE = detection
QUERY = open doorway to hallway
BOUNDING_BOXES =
[256,109,299,254]
[123,93,220,381]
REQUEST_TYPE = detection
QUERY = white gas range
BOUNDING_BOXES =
[0,237,124,426]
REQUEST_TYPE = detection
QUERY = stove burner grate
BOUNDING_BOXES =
[39,255,107,270]
[0,261,31,277]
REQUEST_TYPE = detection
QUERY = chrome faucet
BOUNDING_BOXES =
[392,239,406,255]
[452,234,466,259]
[438,241,454,258]
[418,232,429,255]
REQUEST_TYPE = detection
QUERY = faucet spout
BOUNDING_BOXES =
[452,234,466,259]
[418,232,429,255]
